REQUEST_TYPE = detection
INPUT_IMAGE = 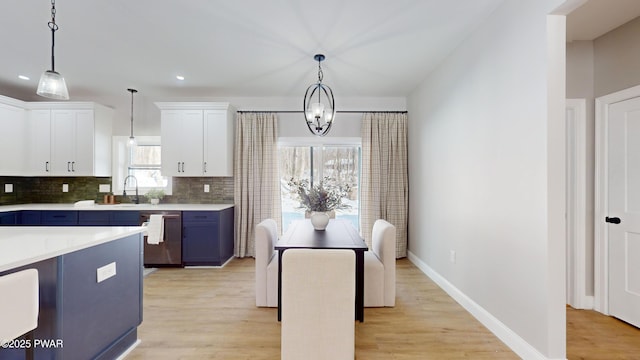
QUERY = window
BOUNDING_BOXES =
[112,136,172,196]
[278,138,360,232]
[128,144,167,188]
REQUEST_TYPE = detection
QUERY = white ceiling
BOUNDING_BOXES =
[2,1,639,110]
[0,0,505,107]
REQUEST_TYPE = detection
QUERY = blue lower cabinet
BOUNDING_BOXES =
[110,211,140,226]
[59,234,142,360]
[41,211,78,226]
[182,211,219,266]
[20,210,42,225]
[77,211,141,226]
[182,208,234,266]
[0,211,18,225]
[78,211,110,225]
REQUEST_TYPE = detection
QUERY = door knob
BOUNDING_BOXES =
[605,217,621,224]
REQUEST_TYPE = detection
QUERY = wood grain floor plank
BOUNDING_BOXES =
[126,258,638,359]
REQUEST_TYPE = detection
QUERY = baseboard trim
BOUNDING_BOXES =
[407,251,565,360]
[114,339,141,360]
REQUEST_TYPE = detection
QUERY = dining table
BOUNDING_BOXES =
[275,218,369,322]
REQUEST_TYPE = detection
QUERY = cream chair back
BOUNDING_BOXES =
[281,249,355,360]
[372,219,396,306]
[0,268,39,343]
[255,219,278,306]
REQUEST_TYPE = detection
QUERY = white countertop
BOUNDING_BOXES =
[0,203,235,212]
[0,226,145,272]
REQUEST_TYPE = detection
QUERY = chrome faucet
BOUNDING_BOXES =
[123,175,139,204]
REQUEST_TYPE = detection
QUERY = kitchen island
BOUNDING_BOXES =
[0,226,145,360]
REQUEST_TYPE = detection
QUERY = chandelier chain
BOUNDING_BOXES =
[49,0,58,31]
[317,61,323,83]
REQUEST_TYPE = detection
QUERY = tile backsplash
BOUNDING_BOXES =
[0,176,234,205]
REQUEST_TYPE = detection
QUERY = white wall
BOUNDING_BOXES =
[407,0,565,358]
[593,16,640,97]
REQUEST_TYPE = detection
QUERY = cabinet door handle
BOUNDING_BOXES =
[204,162,207,173]
[181,162,185,173]
[71,161,75,172]
[178,162,181,173]
[67,162,71,172]
[45,161,49,172]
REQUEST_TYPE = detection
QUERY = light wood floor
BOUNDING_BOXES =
[127,258,639,359]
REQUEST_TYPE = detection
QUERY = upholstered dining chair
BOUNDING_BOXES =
[255,219,279,307]
[0,268,39,360]
[281,249,355,360]
[364,219,396,307]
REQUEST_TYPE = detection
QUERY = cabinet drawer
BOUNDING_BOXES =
[110,211,140,226]
[41,211,78,225]
[20,210,41,225]
[0,212,18,225]
[183,211,218,223]
[78,211,110,225]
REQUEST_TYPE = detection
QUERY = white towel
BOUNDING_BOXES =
[145,214,165,245]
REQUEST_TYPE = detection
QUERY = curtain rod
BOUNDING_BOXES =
[236,110,407,114]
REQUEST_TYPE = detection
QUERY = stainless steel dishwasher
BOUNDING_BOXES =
[140,211,182,267]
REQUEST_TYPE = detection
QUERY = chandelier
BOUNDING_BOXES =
[303,54,335,136]
[37,0,69,100]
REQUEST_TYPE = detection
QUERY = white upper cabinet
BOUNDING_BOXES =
[203,109,234,176]
[0,96,27,176]
[25,102,113,177]
[26,109,52,175]
[160,109,204,176]
[157,102,235,177]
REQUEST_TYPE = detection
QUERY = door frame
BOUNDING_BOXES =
[566,98,591,309]
[594,84,640,314]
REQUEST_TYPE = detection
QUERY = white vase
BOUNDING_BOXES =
[310,211,330,231]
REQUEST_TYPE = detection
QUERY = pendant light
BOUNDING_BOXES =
[128,88,138,146]
[37,0,69,100]
[303,54,335,136]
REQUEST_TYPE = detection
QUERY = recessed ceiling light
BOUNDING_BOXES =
[18,75,30,80]
[176,75,185,81]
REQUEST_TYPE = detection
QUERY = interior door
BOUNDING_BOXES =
[608,97,640,328]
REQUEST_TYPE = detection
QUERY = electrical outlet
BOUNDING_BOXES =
[4,184,13,193]
[96,262,117,283]
[62,184,69,193]
[450,250,456,264]
[204,184,210,193]
[99,184,111,193]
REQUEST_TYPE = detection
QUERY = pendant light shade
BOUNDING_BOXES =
[303,54,335,136]
[37,71,69,100]
[128,88,138,147]
[37,0,69,100]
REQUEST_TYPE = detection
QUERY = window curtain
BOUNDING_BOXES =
[234,112,282,258]
[361,112,408,258]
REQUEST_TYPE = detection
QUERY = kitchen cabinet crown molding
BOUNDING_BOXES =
[0,93,113,112]
[154,101,233,111]
[25,101,112,111]
[0,94,27,108]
